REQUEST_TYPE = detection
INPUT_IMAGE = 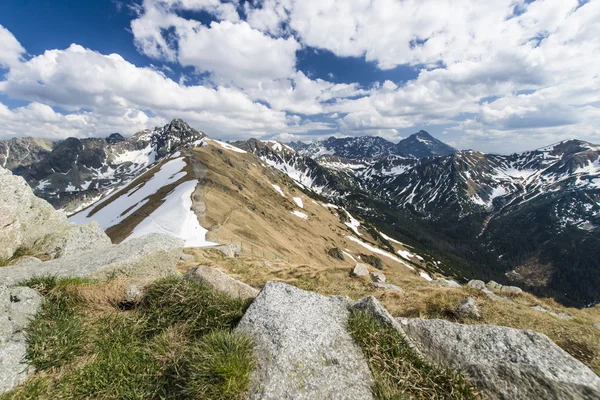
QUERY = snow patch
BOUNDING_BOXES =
[291,210,308,219]
[343,209,361,236]
[346,236,414,270]
[272,184,285,197]
[419,271,433,281]
[293,197,304,208]
[210,139,247,153]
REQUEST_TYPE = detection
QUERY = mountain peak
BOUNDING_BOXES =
[395,131,456,158]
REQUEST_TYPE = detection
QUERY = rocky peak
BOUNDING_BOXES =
[106,133,125,144]
[151,119,205,159]
[395,130,457,158]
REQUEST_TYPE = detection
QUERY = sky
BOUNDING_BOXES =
[0,0,599,153]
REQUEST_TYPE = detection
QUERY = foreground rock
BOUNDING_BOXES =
[236,282,373,399]
[0,167,110,259]
[0,286,43,393]
[398,318,600,399]
[184,266,258,299]
[0,233,183,286]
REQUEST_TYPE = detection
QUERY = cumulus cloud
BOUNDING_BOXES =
[0,25,26,69]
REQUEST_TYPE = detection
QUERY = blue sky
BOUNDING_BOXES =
[0,0,599,153]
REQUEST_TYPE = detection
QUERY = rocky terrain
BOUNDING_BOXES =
[1,139,600,398]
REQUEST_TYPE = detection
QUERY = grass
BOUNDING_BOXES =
[348,311,481,399]
[0,246,46,267]
[2,276,255,400]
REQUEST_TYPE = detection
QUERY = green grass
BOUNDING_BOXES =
[1,276,255,400]
[0,246,40,267]
[348,311,480,399]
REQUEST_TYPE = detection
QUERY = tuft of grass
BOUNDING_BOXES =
[4,275,256,400]
[138,276,250,337]
[0,246,43,267]
[186,330,255,400]
[348,311,480,399]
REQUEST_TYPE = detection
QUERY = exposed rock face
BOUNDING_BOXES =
[351,263,370,277]
[236,282,374,399]
[398,318,600,399]
[327,247,345,261]
[0,286,43,393]
[0,138,54,171]
[0,166,110,259]
[35,221,111,259]
[0,233,183,286]
[184,266,258,299]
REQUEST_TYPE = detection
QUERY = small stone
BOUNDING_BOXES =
[467,280,486,290]
[594,323,600,330]
[327,247,345,261]
[261,261,272,268]
[351,263,370,278]
[213,243,241,258]
[371,282,404,293]
[433,278,461,288]
[456,297,481,319]
[184,265,258,299]
[500,285,522,294]
[125,285,143,303]
[180,253,195,262]
[485,281,503,291]
[370,271,386,283]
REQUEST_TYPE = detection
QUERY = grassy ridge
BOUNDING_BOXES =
[2,276,254,400]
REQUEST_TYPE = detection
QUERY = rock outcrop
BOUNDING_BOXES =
[397,318,600,399]
[0,233,183,286]
[184,265,259,299]
[0,286,43,393]
[236,282,373,399]
[0,166,111,259]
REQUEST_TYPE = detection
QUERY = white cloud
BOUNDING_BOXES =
[0,25,26,69]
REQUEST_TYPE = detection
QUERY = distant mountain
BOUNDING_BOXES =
[0,119,205,211]
[288,130,457,160]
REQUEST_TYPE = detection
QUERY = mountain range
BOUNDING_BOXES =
[2,121,599,307]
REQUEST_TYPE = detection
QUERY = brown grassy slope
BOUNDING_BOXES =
[181,140,600,375]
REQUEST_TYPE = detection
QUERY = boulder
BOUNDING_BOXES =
[370,270,386,283]
[35,221,111,259]
[486,281,503,291]
[180,253,195,262]
[397,318,600,399]
[467,280,486,290]
[351,263,370,278]
[371,282,404,294]
[0,286,43,393]
[214,243,241,258]
[456,297,481,319]
[433,278,461,288]
[531,305,573,320]
[500,285,523,294]
[236,282,373,399]
[0,233,183,286]
[184,265,258,299]
[327,247,345,261]
[0,167,111,260]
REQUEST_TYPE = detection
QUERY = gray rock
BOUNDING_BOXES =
[180,253,195,262]
[370,270,386,283]
[595,323,600,330]
[9,257,42,267]
[531,305,573,320]
[398,318,600,399]
[214,243,241,258]
[0,286,43,393]
[236,282,373,399]
[125,284,143,303]
[184,265,258,299]
[433,278,461,288]
[500,285,523,294]
[0,233,183,286]
[35,221,111,259]
[482,289,511,302]
[0,167,111,260]
[467,279,486,290]
[456,297,481,319]
[327,247,345,261]
[486,280,503,291]
[351,263,370,278]
[371,282,404,293]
